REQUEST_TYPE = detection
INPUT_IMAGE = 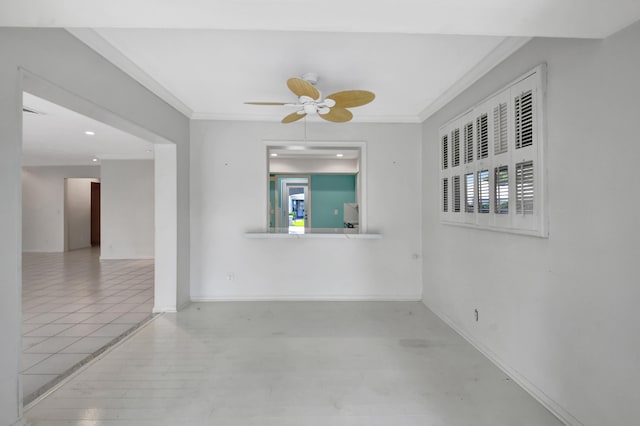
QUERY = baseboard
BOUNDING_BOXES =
[422,301,583,426]
[152,306,177,313]
[100,256,154,261]
[191,295,422,302]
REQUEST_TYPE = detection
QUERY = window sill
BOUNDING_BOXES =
[244,229,382,239]
[441,220,548,238]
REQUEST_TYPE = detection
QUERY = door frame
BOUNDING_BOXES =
[274,174,311,230]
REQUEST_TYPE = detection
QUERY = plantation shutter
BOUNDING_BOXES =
[441,134,449,170]
[515,90,534,149]
[452,128,460,167]
[493,103,508,155]
[442,178,449,212]
[494,165,509,214]
[477,170,489,213]
[464,122,473,163]
[515,161,534,215]
[476,114,489,160]
[453,175,461,213]
[438,66,545,236]
[464,173,474,213]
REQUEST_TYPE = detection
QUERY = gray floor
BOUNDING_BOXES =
[22,248,154,404]
[25,302,563,425]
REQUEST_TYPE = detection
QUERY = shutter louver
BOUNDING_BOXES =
[516,161,534,215]
[442,178,449,212]
[476,114,489,159]
[442,134,449,170]
[452,129,460,167]
[515,91,534,149]
[477,170,489,213]
[464,173,474,213]
[494,103,508,155]
[464,122,473,163]
[494,165,509,214]
[453,175,461,212]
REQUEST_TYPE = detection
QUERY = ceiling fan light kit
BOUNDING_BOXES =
[245,73,375,123]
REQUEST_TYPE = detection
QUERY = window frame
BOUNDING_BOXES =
[438,65,547,237]
[265,140,368,233]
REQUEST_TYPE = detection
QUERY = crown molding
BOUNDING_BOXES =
[66,28,193,118]
[191,112,422,124]
[418,36,532,122]
[67,28,527,125]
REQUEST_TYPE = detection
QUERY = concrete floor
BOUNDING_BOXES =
[22,248,154,404]
[25,302,563,425]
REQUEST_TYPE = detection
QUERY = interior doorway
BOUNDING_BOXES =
[64,178,100,252]
[275,176,310,233]
[91,181,100,246]
[19,87,171,406]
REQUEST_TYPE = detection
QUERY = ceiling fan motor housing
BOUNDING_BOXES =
[301,72,319,85]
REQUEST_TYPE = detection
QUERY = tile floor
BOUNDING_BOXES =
[22,247,154,404]
[25,302,563,425]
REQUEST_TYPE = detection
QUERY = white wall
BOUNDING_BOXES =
[22,166,99,252]
[270,158,359,174]
[65,178,97,251]
[101,160,154,259]
[191,120,422,300]
[0,28,189,425]
[421,22,640,426]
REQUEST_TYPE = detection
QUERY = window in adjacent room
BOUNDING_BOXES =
[267,144,363,234]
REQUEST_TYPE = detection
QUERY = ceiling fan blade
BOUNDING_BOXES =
[326,90,375,108]
[319,107,353,123]
[244,102,289,106]
[282,111,307,124]
[287,78,320,100]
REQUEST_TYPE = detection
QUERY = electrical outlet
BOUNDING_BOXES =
[226,273,235,281]
[334,209,339,215]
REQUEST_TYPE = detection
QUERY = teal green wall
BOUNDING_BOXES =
[269,178,276,227]
[310,175,356,228]
[270,174,356,228]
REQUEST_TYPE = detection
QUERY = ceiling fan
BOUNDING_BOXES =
[245,73,375,124]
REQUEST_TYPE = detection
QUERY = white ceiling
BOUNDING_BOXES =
[269,146,360,160]
[2,0,639,38]
[5,1,640,150]
[88,28,513,123]
[22,93,153,166]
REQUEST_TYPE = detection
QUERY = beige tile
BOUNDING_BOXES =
[22,336,48,350]
[24,353,88,374]
[22,248,154,401]
[90,323,135,337]
[57,323,104,337]
[24,324,74,337]
[112,312,151,324]
[24,337,81,354]
[60,337,115,354]
[22,353,51,371]
[82,311,125,324]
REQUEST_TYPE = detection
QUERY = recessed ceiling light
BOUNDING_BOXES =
[270,153,278,157]
[336,153,344,157]
[91,158,98,163]
[85,131,95,136]
[146,149,152,153]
